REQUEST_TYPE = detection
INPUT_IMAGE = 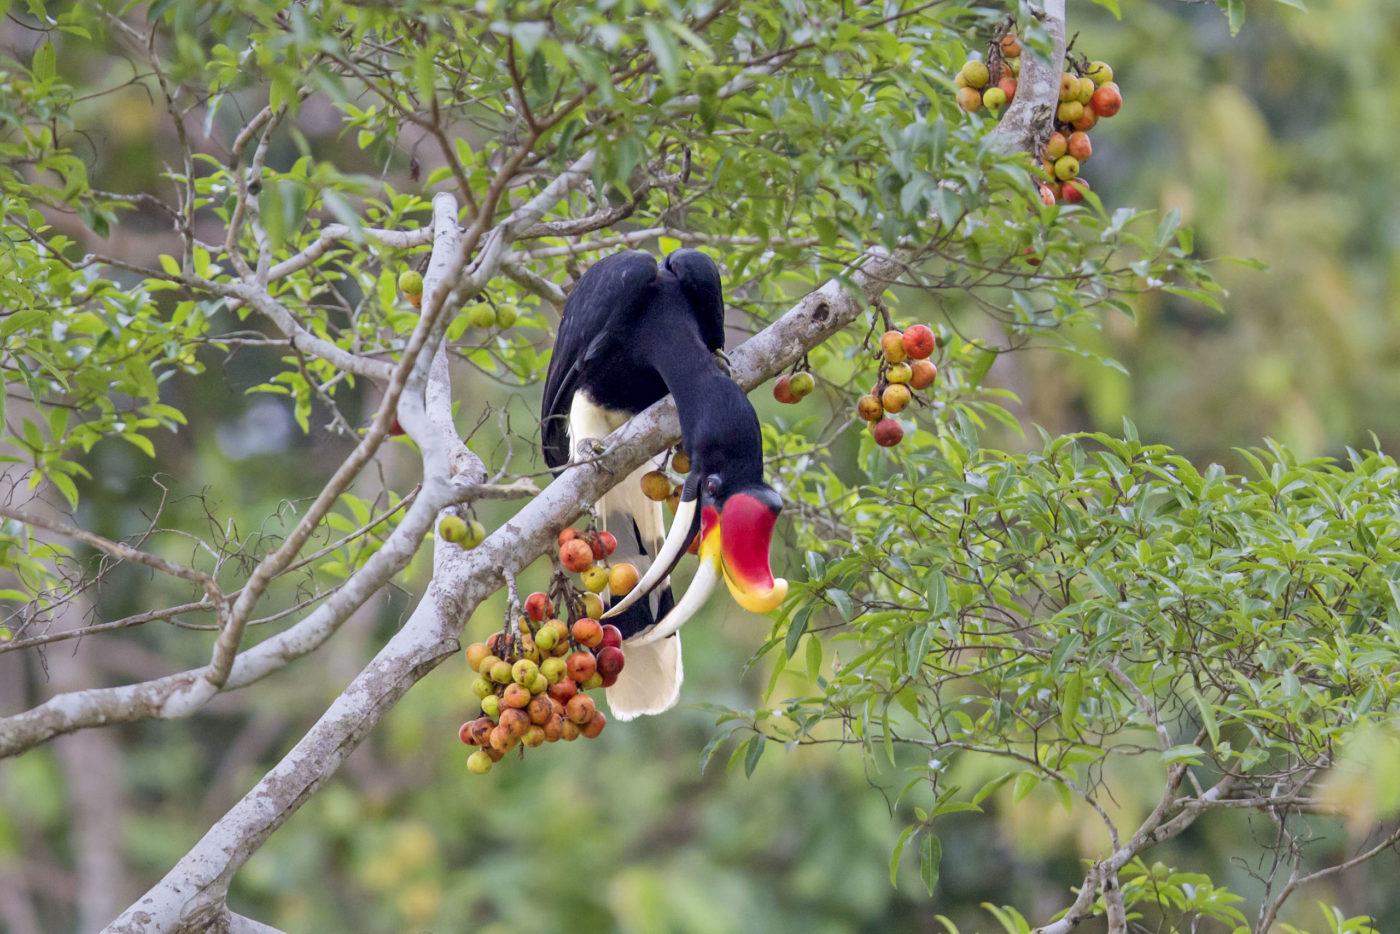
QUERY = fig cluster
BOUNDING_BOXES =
[557,525,639,599]
[953,31,1021,115]
[638,449,696,550]
[464,301,518,330]
[1037,56,1120,205]
[459,594,624,774]
[439,513,487,550]
[772,369,816,404]
[856,324,938,448]
[952,24,1123,206]
[399,268,518,328]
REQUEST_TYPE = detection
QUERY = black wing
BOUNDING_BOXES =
[662,248,725,353]
[540,251,659,469]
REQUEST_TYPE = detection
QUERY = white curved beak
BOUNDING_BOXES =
[627,527,720,646]
[603,496,697,620]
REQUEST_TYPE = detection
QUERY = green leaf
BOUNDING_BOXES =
[1222,0,1245,34]
[123,432,156,458]
[973,772,1015,806]
[1189,686,1220,747]
[1060,672,1082,737]
[1086,0,1121,18]
[785,605,812,657]
[1012,772,1038,801]
[48,471,79,509]
[32,40,55,82]
[890,824,915,887]
[1155,208,1182,249]
[1163,744,1208,765]
[805,633,822,682]
[642,21,682,91]
[743,733,765,777]
[918,830,941,895]
[967,349,996,388]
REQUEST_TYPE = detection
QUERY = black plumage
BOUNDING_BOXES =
[540,249,725,470]
[538,248,781,719]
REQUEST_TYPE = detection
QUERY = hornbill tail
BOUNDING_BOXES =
[603,635,683,721]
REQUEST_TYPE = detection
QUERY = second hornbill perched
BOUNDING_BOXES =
[540,248,787,720]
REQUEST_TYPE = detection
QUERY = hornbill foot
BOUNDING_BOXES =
[712,349,733,378]
[572,437,608,465]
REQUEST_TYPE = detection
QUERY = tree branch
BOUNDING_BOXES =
[1255,822,1400,933]
[102,242,904,932]
[0,504,220,599]
[988,0,1067,157]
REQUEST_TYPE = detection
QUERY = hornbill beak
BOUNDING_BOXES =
[610,483,788,644]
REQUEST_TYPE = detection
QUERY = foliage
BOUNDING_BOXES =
[746,425,1400,928]
[0,1,1395,933]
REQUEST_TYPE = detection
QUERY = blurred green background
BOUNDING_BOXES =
[4,2,1400,932]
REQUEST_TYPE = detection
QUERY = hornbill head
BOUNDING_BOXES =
[605,450,788,644]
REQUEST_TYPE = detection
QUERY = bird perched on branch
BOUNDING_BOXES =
[540,248,787,720]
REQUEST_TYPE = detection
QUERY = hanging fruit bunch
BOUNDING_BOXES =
[772,365,817,405]
[438,512,486,549]
[854,323,939,448]
[558,525,636,599]
[953,20,1123,205]
[458,587,623,775]
[638,446,700,552]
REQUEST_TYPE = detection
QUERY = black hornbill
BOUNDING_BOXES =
[540,248,787,720]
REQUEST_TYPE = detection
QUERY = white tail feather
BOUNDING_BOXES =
[605,635,683,721]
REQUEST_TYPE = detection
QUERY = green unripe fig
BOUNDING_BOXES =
[1086,61,1113,86]
[1053,155,1081,181]
[788,371,816,397]
[439,515,467,543]
[468,304,496,328]
[459,519,486,549]
[471,677,494,699]
[397,270,423,295]
[480,694,501,718]
[467,749,493,774]
[540,656,567,684]
[960,60,989,89]
[512,658,539,685]
[581,565,610,594]
[494,304,518,328]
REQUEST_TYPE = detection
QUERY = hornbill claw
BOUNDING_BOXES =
[713,349,733,378]
[572,436,608,465]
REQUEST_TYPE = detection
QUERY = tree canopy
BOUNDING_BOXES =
[2,1,1398,932]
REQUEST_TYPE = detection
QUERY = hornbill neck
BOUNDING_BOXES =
[658,352,764,485]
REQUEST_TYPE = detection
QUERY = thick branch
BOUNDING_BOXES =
[987,0,1067,157]
[103,244,903,933]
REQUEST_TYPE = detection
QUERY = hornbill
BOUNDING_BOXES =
[540,248,787,720]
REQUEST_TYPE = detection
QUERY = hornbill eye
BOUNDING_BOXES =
[704,474,721,499]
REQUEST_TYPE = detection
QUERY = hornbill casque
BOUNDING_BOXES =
[540,248,787,720]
